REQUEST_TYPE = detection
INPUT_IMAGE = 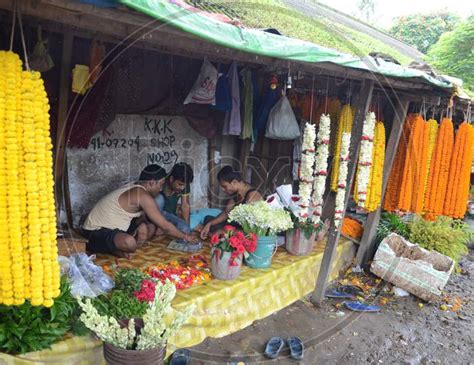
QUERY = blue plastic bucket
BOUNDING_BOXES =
[244,236,277,269]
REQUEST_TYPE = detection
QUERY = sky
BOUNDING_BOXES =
[317,0,474,29]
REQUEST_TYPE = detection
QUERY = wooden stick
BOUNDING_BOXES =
[54,31,73,226]
[311,79,374,306]
[355,97,410,267]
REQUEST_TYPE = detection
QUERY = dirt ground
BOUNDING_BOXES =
[187,249,474,364]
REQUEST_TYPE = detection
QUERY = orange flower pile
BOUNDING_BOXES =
[443,122,474,218]
[424,118,454,220]
[383,114,415,211]
[341,217,364,240]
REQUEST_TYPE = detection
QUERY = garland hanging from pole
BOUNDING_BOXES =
[334,132,351,228]
[311,114,331,225]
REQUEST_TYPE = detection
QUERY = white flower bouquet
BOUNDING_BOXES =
[228,201,293,236]
[78,279,195,350]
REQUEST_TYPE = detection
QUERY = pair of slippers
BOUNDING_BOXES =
[264,337,303,360]
[325,285,380,312]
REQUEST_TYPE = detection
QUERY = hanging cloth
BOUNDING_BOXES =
[29,26,54,72]
[211,65,232,111]
[240,67,254,140]
[222,61,241,135]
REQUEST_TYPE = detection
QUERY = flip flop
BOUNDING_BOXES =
[344,301,381,312]
[264,337,284,359]
[325,288,355,299]
[287,337,304,360]
[169,349,191,365]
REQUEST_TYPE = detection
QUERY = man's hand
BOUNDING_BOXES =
[184,233,198,243]
[200,222,212,240]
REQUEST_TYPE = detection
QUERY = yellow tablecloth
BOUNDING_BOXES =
[1,238,355,364]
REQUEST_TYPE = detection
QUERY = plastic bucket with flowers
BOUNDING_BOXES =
[210,226,257,280]
[228,201,294,269]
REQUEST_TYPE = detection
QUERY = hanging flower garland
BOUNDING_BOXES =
[424,118,454,221]
[311,114,331,224]
[298,122,316,219]
[383,114,415,212]
[423,119,439,195]
[355,112,376,208]
[330,105,353,192]
[0,51,59,307]
[334,133,351,228]
[443,122,474,218]
[407,115,429,213]
[364,121,386,212]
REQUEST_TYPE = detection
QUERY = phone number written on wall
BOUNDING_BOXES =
[88,135,179,166]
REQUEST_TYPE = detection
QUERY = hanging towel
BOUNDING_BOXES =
[240,67,254,140]
[222,62,241,135]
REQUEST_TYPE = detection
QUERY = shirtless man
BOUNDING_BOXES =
[82,164,196,258]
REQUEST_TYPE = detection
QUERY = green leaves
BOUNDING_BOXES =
[408,216,470,264]
[389,12,460,54]
[114,268,148,293]
[0,278,87,355]
[427,15,474,93]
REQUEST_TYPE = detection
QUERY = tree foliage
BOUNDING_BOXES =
[357,0,376,23]
[427,15,474,92]
[389,12,460,54]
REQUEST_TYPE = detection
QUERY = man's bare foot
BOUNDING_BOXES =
[113,250,131,259]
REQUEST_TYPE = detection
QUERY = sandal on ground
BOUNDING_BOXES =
[344,301,381,312]
[170,349,191,365]
[287,337,304,360]
[264,337,284,359]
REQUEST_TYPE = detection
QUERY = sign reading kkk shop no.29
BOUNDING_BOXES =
[67,115,209,224]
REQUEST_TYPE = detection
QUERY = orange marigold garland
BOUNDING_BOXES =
[444,122,474,218]
[410,116,430,213]
[423,120,439,196]
[424,118,454,220]
[398,114,425,212]
[383,114,414,212]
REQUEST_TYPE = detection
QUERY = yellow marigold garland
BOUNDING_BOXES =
[0,51,59,307]
[330,104,353,191]
[443,122,474,218]
[365,121,385,212]
[424,118,454,221]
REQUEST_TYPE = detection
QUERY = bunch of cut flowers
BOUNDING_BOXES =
[228,200,293,236]
[210,225,257,266]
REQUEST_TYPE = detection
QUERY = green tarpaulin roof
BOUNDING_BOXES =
[120,0,452,89]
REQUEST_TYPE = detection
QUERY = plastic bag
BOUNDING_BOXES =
[29,26,54,73]
[58,253,114,297]
[265,95,301,140]
[184,57,218,105]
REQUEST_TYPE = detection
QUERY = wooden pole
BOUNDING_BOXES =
[355,97,410,267]
[311,79,374,306]
[55,32,74,227]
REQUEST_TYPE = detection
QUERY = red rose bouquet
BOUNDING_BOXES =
[210,226,257,267]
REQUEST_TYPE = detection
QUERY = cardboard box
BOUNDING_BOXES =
[370,233,454,302]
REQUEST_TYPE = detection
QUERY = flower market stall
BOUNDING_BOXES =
[0,0,473,363]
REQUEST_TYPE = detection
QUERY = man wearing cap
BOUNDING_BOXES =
[82,164,196,258]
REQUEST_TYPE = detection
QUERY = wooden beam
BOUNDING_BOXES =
[54,31,73,227]
[355,96,410,267]
[311,79,374,306]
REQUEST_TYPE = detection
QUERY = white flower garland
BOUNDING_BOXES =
[356,112,376,208]
[298,123,316,220]
[311,114,331,225]
[334,132,351,228]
